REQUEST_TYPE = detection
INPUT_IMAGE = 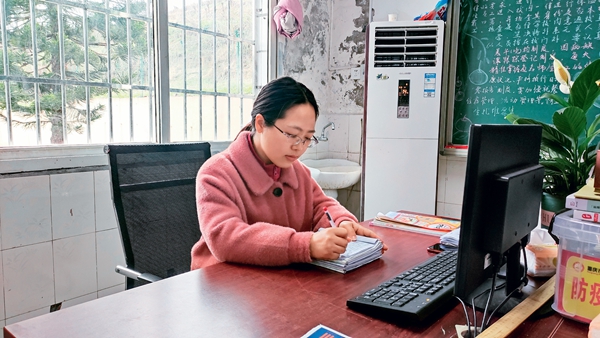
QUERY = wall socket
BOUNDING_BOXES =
[351,67,361,80]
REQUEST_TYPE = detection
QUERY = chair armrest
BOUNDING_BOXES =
[115,265,162,283]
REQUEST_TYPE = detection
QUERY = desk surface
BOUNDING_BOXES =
[4,226,588,338]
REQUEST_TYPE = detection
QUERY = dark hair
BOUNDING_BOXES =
[239,77,319,133]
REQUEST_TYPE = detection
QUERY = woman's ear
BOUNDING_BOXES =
[255,114,266,134]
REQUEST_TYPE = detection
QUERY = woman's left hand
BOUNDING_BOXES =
[338,221,389,253]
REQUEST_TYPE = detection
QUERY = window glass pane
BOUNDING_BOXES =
[9,81,37,146]
[215,95,228,140]
[230,97,242,134]
[170,93,185,141]
[201,0,215,32]
[0,82,7,146]
[168,0,184,26]
[35,2,58,77]
[132,89,152,142]
[242,42,253,95]
[243,98,253,125]
[62,84,88,145]
[186,94,201,140]
[111,88,130,142]
[87,11,109,83]
[88,0,105,7]
[201,95,215,140]
[241,0,253,40]
[186,31,200,91]
[130,19,150,86]
[5,0,33,78]
[89,87,110,144]
[201,34,215,92]
[109,0,127,12]
[215,1,227,34]
[39,82,65,145]
[169,27,184,90]
[130,0,149,17]
[215,37,228,93]
[230,0,241,39]
[185,0,200,29]
[230,39,241,95]
[110,16,128,84]
[63,6,85,81]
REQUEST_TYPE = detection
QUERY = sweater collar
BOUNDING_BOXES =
[246,133,281,181]
[229,131,299,195]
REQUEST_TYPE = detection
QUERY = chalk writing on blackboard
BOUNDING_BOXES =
[451,0,600,145]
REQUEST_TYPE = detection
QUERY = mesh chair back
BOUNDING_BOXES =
[105,142,211,289]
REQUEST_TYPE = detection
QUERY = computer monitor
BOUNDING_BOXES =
[454,124,544,320]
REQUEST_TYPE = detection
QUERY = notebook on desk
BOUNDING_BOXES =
[310,231,383,273]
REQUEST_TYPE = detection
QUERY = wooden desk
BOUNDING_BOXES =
[3,226,588,338]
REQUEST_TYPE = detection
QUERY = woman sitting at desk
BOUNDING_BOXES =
[191,77,386,269]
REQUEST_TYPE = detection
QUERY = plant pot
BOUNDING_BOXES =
[540,192,567,228]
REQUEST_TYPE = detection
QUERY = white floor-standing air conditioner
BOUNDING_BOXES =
[361,20,445,220]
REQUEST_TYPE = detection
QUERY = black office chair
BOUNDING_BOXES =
[105,142,211,289]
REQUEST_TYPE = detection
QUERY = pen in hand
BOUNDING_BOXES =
[324,207,336,228]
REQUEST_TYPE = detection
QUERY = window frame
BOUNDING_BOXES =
[0,0,271,147]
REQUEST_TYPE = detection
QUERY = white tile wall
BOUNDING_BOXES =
[348,115,363,156]
[437,156,447,203]
[3,242,54,318]
[445,157,467,205]
[51,172,96,239]
[0,176,52,249]
[96,228,126,290]
[94,170,118,231]
[62,292,97,309]
[324,114,350,154]
[5,307,48,326]
[0,251,4,320]
[98,283,126,298]
[53,233,98,302]
[0,165,126,326]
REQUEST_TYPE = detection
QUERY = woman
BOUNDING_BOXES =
[190,76,386,270]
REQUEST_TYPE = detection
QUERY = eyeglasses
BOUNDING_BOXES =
[272,124,319,148]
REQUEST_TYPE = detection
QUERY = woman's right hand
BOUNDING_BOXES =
[309,227,349,260]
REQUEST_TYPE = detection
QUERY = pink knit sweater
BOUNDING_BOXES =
[190,131,358,269]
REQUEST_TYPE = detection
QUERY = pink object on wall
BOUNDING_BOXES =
[273,0,304,39]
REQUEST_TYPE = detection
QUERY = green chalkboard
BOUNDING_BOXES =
[451,0,600,145]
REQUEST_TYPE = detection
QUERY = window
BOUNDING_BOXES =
[0,0,268,146]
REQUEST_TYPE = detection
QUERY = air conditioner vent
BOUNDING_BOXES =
[373,26,439,68]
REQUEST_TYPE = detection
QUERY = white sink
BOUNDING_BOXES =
[307,166,320,181]
[302,159,362,195]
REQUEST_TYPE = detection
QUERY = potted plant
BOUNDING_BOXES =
[506,56,600,224]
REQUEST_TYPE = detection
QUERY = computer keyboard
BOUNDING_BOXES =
[347,250,457,322]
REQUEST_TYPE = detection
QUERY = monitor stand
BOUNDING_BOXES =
[467,275,531,316]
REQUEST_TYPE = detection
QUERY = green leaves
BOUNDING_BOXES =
[553,106,586,141]
[570,59,600,112]
[541,92,569,108]
[506,57,600,197]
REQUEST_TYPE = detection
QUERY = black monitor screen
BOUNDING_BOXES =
[454,124,544,319]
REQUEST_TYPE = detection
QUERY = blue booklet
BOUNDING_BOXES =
[301,324,351,338]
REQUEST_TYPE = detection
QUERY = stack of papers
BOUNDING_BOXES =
[440,228,460,249]
[310,233,383,274]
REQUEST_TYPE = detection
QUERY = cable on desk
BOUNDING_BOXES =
[454,295,472,338]
[483,245,530,329]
